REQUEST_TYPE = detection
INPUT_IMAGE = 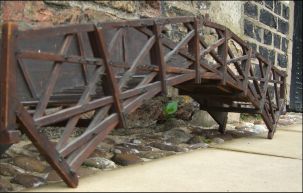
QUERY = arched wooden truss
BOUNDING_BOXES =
[0,16,287,187]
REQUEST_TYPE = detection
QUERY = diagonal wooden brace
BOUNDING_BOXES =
[16,103,78,188]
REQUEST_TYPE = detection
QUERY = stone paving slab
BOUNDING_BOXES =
[26,148,302,192]
[211,126,302,160]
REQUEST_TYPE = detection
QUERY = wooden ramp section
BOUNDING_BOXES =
[0,17,287,187]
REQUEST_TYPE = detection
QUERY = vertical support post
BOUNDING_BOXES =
[152,22,167,95]
[280,74,287,114]
[280,74,286,99]
[243,48,252,95]
[189,18,201,84]
[218,29,228,85]
[272,70,280,109]
[92,26,127,128]
[0,22,20,143]
[259,62,271,112]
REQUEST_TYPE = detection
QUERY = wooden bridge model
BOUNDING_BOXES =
[0,16,287,187]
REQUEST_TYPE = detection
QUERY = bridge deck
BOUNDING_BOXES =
[0,16,287,187]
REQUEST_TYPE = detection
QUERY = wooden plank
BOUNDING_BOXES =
[200,38,225,57]
[153,24,167,95]
[243,48,252,95]
[108,28,124,51]
[76,33,88,85]
[164,30,195,62]
[18,51,104,66]
[56,66,105,150]
[122,30,129,70]
[33,35,74,119]
[17,59,38,99]
[226,55,249,64]
[0,130,20,144]
[119,35,156,89]
[68,116,119,170]
[137,65,194,74]
[199,37,224,65]
[0,23,18,133]
[259,62,272,111]
[193,18,201,83]
[16,104,78,188]
[135,27,195,62]
[93,26,127,128]
[248,66,263,99]
[66,73,191,169]
[272,70,280,108]
[59,114,118,157]
[35,80,162,127]
[57,26,127,149]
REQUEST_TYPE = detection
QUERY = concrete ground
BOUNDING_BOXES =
[27,124,302,192]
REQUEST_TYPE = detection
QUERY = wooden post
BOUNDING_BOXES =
[217,29,228,85]
[242,48,252,96]
[92,26,127,129]
[152,22,167,95]
[0,22,20,143]
[189,18,201,84]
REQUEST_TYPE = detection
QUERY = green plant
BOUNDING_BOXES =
[202,138,212,144]
[163,101,178,119]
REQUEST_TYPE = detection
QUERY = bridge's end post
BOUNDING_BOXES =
[259,61,272,113]
[152,22,167,96]
[242,48,252,96]
[189,18,201,84]
[217,29,229,85]
[0,22,21,144]
[280,73,287,115]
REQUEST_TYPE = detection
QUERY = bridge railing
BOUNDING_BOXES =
[0,16,287,187]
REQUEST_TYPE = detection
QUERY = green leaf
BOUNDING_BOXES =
[164,101,178,115]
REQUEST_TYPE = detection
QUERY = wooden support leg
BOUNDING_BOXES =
[16,104,78,188]
[188,96,228,134]
[261,110,275,139]
[208,110,228,134]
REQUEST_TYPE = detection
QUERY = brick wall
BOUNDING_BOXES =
[243,1,291,70]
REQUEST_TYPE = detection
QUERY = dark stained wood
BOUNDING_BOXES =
[16,104,78,188]
[93,26,127,128]
[56,66,105,150]
[153,24,167,95]
[243,48,252,95]
[137,65,194,74]
[18,51,104,66]
[33,35,74,119]
[191,18,201,83]
[164,30,195,62]
[0,23,18,133]
[76,33,89,85]
[17,59,38,99]
[259,63,272,111]
[200,38,225,57]
[119,35,156,89]
[0,130,20,144]
[0,17,288,187]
